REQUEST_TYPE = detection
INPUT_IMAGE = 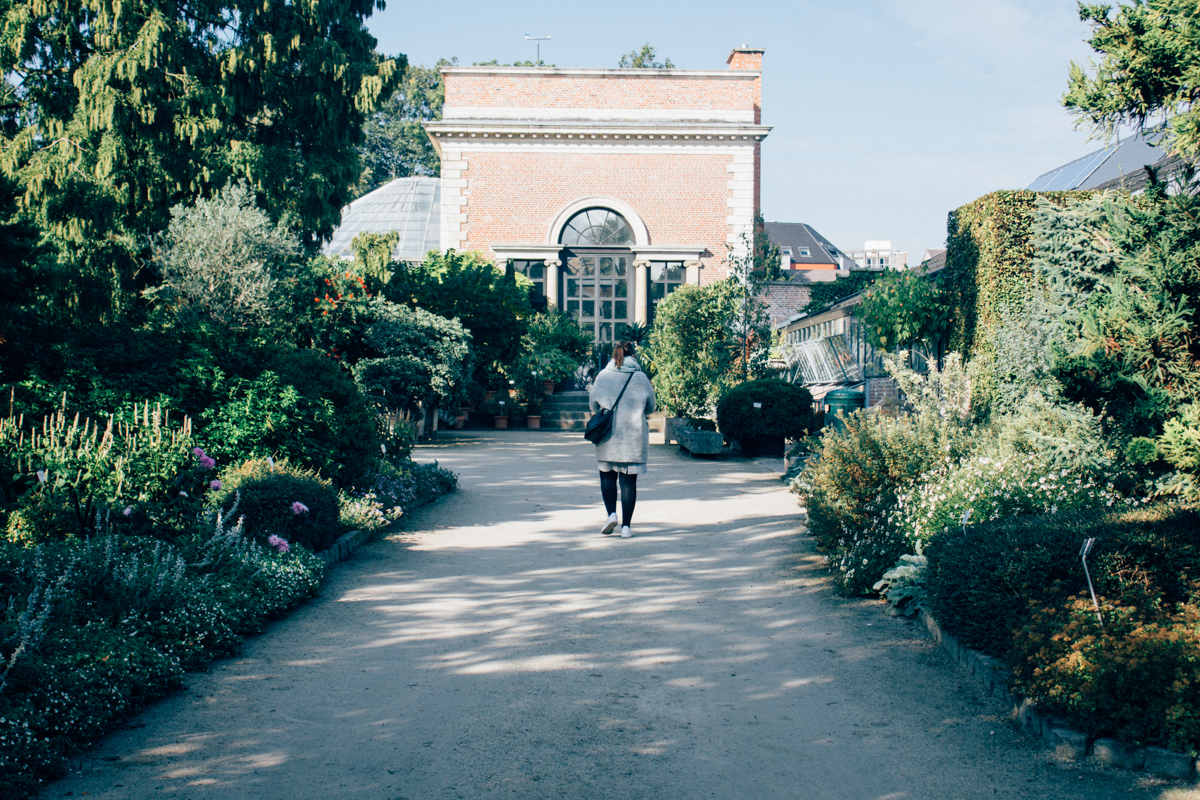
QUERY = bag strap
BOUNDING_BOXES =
[607,372,635,412]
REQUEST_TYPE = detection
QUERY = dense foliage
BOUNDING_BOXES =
[0,0,398,326]
[353,303,474,414]
[209,457,342,551]
[797,271,877,316]
[648,281,741,416]
[856,268,952,350]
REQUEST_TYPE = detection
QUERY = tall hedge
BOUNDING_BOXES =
[943,190,1086,409]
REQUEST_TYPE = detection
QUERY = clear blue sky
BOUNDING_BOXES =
[366,0,1104,265]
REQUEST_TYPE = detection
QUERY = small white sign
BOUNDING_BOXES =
[753,402,762,409]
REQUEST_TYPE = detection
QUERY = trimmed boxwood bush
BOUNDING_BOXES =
[209,457,342,551]
[716,379,815,445]
[925,503,1200,659]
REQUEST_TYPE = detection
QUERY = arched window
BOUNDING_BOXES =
[559,208,633,247]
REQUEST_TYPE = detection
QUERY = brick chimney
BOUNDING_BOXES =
[726,47,764,71]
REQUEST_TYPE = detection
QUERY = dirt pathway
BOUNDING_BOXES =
[45,432,1195,799]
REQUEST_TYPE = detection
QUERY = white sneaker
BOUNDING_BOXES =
[601,513,618,535]
[620,526,632,539]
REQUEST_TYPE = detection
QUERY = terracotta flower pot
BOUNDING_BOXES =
[494,415,509,430]
[542,380,556,396]
[526,415,541,429]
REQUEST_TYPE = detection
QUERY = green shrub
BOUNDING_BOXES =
[1157,401,1200,502]
[716,379,814,444]
[687,417,717,432]
[198,348,378,486]
[353,302,474,415]
[209,457,342,551]
[924,503,1197,659]
[526,307,593,364]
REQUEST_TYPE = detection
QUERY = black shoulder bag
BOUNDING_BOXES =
[584,373,634,445]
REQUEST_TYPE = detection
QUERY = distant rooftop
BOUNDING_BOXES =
[323,177,441,262]
[764,222,848,268]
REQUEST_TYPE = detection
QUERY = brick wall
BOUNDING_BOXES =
[457,149,731,269]
[763,281,811,328]
[444,71,759,116]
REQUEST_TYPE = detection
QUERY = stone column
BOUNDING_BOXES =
[685,260,703,286]
[544,258,562,308]
[633,260,651,326]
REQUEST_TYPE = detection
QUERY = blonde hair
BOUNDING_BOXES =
[612,340,635,368]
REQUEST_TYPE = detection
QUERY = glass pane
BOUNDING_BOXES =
[567,279,579,298]
[567,300,579,315]
[581,257,595,276]
[615,300,627,320]
[615,280,627,298]
[601,301,612,319]
[559,208,633,246]
[566,258,583,275]
[600,284,613,298]
[652,284,665,302]
[582,300,594,317]
[665,264,683,282]
[651,263,664,281]
[528,262,544,279]
[599,322,612,342]
[599,257,613,276]
[581,284,595,298]
[615,258,627,276]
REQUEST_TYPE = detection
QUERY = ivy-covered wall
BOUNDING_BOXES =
[943,189,1089,406]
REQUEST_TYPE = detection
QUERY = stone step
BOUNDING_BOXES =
[541,418,587,431]
[542,410,591,422]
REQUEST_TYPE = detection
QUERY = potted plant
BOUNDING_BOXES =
[716,379,816,457]
[525,394,544,429]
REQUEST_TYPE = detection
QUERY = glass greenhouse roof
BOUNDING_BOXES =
[323,177,441,262]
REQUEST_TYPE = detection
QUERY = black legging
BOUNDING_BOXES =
[599,470,638,526]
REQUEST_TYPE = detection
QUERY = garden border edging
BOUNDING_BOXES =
[916,608,1200,780]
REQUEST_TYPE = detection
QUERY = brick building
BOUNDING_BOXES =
[423,47,770,353]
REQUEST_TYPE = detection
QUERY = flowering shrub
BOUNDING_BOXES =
[890,452,1126,547]
[791,409,972,595]
[339,460,458,531]
[208,457,341,551]
[0,506,323,797]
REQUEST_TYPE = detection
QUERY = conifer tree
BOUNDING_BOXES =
[0,0,399,318]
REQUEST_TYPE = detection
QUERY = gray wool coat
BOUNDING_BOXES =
[588,357,657,464]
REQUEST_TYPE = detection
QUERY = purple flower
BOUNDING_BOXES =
[267,534,290,554]
[122,506,133,517]
[210,480,222,491]
[193,448,216,470]
[291,501,309,515]
[200,455,216,470]
[192,447,206,459]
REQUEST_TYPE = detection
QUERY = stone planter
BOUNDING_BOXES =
[493,415,509,430]
[663,416,687,445]
[677,426,724,458]
[526,415,542,429]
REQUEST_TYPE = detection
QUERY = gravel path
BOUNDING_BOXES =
[45,431,1197,800]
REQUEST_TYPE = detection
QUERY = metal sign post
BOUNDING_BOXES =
[1079,538,1104,627]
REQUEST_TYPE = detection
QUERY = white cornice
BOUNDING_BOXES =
[441,66,758,79]
[424,121,770,155]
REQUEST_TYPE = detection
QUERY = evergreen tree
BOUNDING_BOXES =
[1065,0,1200,158]
[0,0,399,320]
[1031,178,1200,436]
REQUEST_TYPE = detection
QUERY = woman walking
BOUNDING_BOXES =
[589,341,656,538]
